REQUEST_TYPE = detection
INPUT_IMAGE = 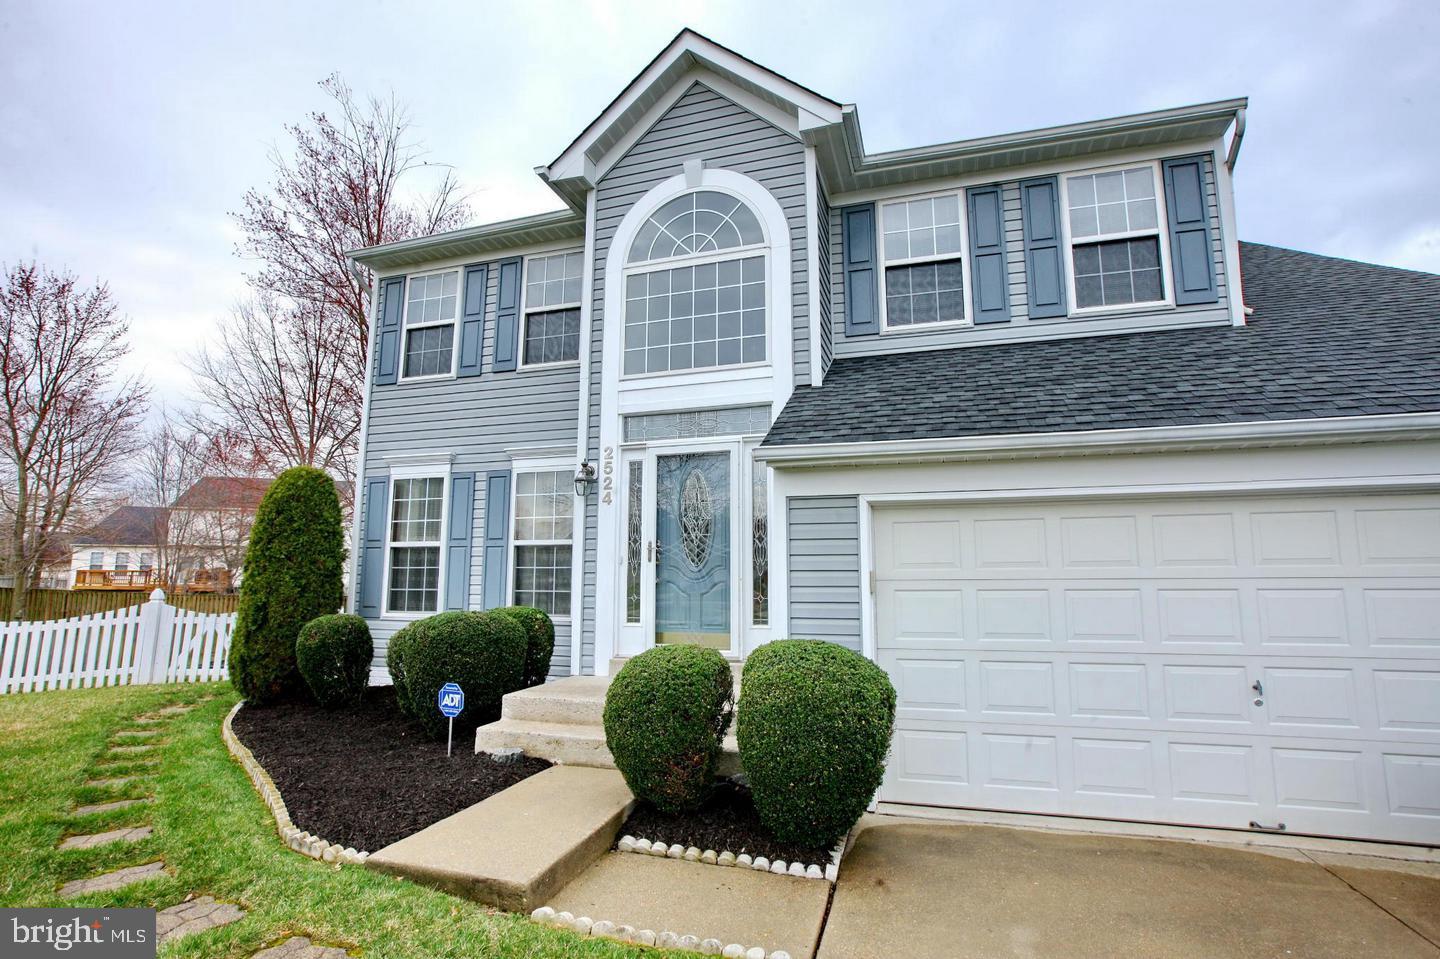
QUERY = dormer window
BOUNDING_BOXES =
[1064,164,1169,311]
[622,190,767,375]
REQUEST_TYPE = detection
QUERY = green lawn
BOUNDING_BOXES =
[0,683,671,958]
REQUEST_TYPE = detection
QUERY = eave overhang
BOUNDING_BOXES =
[346,209,584,272]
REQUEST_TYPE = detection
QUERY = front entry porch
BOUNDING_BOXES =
[474,668,742,772]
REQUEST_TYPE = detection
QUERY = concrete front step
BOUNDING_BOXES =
[366,765,634,912]
[477,716,741,776]
[501,676,610,725]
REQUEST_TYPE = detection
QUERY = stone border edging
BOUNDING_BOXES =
[221,702,369,867]
[531,906,793,959]
[614,833,845,883]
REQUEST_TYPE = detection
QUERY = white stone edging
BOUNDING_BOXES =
[613,833,845,883]
[531,906,792,959]
[221,702,369,867]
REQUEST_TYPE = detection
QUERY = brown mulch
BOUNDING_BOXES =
[230,688,550,852]
[616,781,835,866]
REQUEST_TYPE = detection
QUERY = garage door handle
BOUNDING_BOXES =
[1251,680,1263,696]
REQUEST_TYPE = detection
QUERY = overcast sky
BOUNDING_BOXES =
[2,0,1436,406]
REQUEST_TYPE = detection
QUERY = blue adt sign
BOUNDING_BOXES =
[437,683,464,718]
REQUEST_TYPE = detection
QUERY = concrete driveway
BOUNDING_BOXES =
[819,817,1440,959]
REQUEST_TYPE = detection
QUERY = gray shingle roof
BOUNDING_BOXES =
[72,506,168,547]
[763,243,1440,447]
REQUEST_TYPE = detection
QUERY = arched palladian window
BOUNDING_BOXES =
[622,190,767,375]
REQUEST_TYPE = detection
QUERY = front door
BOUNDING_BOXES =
[654,450,731,649]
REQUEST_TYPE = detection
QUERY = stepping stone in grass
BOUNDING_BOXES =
[107,744,157,755]
[73,798,151,816]
[59,861,167,898]
[155,705,195,716]
[85,776,144,788]
[114,729,162,739]
[59,826,153,850]
[157,895,246,943]
[251,938,351,959]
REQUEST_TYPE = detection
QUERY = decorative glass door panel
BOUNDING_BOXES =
[655,451,730,649]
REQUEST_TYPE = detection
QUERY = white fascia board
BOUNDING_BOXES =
[755,413,1440,467]
[546,30,842,183]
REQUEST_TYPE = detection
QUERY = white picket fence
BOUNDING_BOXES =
[0,589,236,694]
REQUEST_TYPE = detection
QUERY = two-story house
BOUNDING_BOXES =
[346,31,1440,845]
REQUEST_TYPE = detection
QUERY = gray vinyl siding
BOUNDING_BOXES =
[786,496,862,652]
[358,261,581,676]
[830,152,1231,357]
[582,81,809,672]
[816,184,834,378]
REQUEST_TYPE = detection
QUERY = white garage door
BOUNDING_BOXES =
[874,492,1440,844]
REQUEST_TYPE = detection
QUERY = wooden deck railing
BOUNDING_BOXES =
[73,569,164,590]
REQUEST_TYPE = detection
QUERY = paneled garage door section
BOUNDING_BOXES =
[874,493,1440,843]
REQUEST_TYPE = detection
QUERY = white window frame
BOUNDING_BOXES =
[1060,158,1175,316]
[398,267,462,383]
[619,186,770,382]
[507,455,577,622]
[380,466,449,619]
[139,552,154,571]
[518,250,584,371]
[877,187,973,333]
[88,551,104,570]
[114,551,130,571]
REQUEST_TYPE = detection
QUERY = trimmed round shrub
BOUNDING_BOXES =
[603,645,734,813]
[228,466,346,703]
[737,640,896,847]
[495,606,556,688]
[296,614,372,708]
[387,610,526,738]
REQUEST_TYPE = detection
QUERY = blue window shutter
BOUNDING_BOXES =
[445,472,476,609]
[1163,155,1219,305]
[457,265,488,378]
[841,204,879,336]
[491,257,522,372]
[358,476,388,617]
[1020,177,1067,319]
[481,470,512,609]
[374,277,405,384]
[967,185,1011,325]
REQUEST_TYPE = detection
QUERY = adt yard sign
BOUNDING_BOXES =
[438,682,464,756]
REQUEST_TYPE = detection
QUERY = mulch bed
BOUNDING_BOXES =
[230,688,549,852]
[616,782,834,866]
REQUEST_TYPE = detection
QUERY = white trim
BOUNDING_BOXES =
[379,471,450,620]
[507,455,578,624]
[595,167,795,674]
[827,138,1218,209]
[544,31,841,183]
[396,267,462,383]
[382,451,456,470]
[755,412,1440,467]
[518,248,585,371]
[347,270,381,614]
[1211,135,1247,326]
[374,238,583,282]
[572,189,598,674]
[1059,158,1174,317]
[876,185,973,333]
[804,144,823,387]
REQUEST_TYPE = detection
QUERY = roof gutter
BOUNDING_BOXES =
[755,412,1440,468]
[1225,106,1247,172]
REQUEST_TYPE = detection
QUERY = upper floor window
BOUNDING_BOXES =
[1064,165,1166,310]
[114,551,130,571]
[402,270,459,379]
[88,551,103,570]
[139,552,154,571]
[623,190,767,376]
[522,251,583,367]
[880,192,967,328]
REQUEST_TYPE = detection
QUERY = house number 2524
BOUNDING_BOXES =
[601,446,615,505]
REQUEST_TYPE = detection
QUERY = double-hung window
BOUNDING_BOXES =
[386,476,446,613]
[89,551,103,570]
[623,190,767,375]
[114,551,130,572]
[880,192,968,328]
[139,552,154,571]
[402,270,459,379]
[521,251,583,367]
[511,469,573,617]
[1064,164,1167,310]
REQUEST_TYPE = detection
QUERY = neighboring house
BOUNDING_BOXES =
[71,476,273,591]
[346,31,1440,846]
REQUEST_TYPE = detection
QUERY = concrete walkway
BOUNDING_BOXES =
[817,817,1440,959]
